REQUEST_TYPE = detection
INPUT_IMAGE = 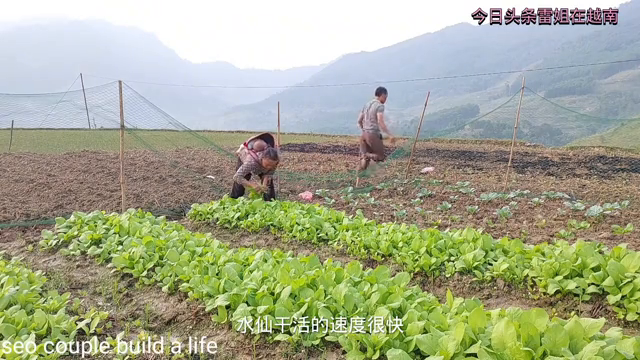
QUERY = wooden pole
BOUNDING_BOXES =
[276,101,281,194]
[80,73,91,129]
[118,80,126,213]
[277,101,281,148]
[404,91,431,179]
[503,76,526,192]
[8,120,14,152]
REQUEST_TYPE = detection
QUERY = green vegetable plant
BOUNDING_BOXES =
[494,206,512,221]
[586,201,631,219]
[542,191,570,200]
[416,189,434,198]
[188,197,640,324]
[315,189,331,198]
[479,193,506,202]
[565,201,586,211]
[555,230,575,240]
[530,198,544,206]
[40,210,640,360]
[0,253,108,359]
[445,181,474,195]
[437,202,453,212]
[612,224,634,236]
[568,220,591,232]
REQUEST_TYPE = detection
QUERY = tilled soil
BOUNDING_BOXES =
[280,142,640,179]
[0,150,233,222]
[2,142,640,248]
[3,141,640,357]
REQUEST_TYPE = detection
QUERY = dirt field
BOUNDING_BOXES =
[3,139,640,358]
[2,140,639,248]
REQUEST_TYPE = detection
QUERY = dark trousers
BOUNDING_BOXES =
[230,159,276,201]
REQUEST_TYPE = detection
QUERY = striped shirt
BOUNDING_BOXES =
[233,154,275,183]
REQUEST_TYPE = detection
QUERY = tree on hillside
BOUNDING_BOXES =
[400,104,480,137]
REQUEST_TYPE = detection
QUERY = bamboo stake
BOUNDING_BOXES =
[404,91,431,179]
[503,76,526,192]
[8,120,14,152]
[277,101,281,148]
[118,80,126,213]
[276,101,281,195]
[80,73,91,129]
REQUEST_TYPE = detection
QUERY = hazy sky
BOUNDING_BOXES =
[0,0,628,70]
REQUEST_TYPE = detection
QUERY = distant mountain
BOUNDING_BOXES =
[2,2,639,147]
[0,20,324,128]
[220,0,640,146]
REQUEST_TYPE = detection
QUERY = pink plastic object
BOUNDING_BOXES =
[299,191,314,201]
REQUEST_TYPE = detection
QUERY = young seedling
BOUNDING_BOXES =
[542,191,571,200]
[509,189,531,198]
[530,198,544,206]
[479,192,507,202]
[417,188,435,198]
[376,182,392,190]
[568,219,591,231]
[459,187,476,195]
[467,205,479,215]
[395,210,407,217]
[495,206,512,220]
[555,229,575,240]
[315,189,331,197]
[612,223,634,235]
[565,201,586,211]
[437,201,453,211]
[585,205,605,219]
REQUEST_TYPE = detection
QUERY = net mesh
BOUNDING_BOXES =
[1,78,639,227]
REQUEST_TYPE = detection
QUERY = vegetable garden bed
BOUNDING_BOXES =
[37,208,640,359]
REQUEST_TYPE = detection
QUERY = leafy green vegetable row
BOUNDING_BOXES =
[187,197,640,323]
[0,253,108,359]
[41,209,640,360]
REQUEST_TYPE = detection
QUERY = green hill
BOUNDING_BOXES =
[220,0,640,147]
[568,117,640,150]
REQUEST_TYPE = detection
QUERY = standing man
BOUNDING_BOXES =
[231,133,279,201]
[356,86,395,186]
